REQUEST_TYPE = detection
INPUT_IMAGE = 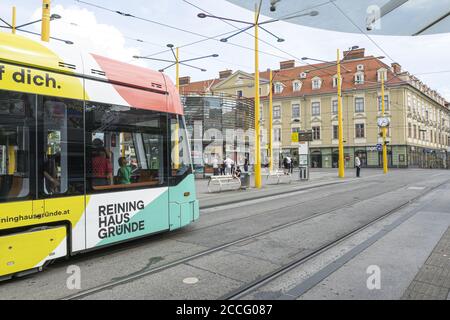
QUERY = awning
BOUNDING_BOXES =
[226,0,450,36]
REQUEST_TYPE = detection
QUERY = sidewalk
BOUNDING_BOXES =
[196,168,383,209]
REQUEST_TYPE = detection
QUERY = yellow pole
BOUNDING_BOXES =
[176,47,180,91]
[381,75,388,174]
[12,7,16,34]
[41,0,51,42]
[254,7,261,188]
[173,48,180,169]
[269,69,273,173]
[337,49,345,178]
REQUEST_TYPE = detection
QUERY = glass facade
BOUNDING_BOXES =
[183,94,255,177]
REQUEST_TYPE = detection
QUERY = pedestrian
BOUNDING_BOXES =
[355,154,361,178]
[212,156,219,176]
[220,159,225,175]
[286,155,293,174]
[244,158,249,172]
[224,156,234,175]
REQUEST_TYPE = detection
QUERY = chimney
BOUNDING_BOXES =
[179,76,191,86]
[280,60,295,70]
[343,48,365,60]
[219,70,233,79]
[391,62,402,74]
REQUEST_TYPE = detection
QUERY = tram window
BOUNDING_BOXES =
[41,97,84,197]
[85,102,167,193]
[0,90,34,202]
[170,115,192,181]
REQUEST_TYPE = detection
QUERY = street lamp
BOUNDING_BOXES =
[198,1,318,188]
[134,44,219,91]
[0,3,72,44]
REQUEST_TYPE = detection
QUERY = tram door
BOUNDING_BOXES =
[169,115,197,230]
[38,97,86,252]
[0,92,34,222]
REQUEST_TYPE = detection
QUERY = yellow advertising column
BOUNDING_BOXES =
[337,49,345,178]
[381,76,388,174]
[254,8,261,188]
[41,0,51,42]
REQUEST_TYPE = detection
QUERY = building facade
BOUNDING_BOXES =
[181,91,254,177]
[181,48,450,169]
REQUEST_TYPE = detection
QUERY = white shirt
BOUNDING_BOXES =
[355,157,361,167]
[212,158,219,169]
[224,158,234,168]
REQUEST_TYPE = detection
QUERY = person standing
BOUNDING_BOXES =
[224,157,234,175]
[212,156,219,176]
[355,154,361,178]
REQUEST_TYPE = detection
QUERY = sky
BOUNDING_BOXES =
[0,0,449,100]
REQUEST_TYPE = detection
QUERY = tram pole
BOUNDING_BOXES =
[254,4,262,189]
[41,0,51,42]
[269,69,273,173]
[337,49,345,178]
[381,75,388,174]
[12,7,16,34]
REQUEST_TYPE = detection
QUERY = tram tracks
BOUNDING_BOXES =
[61,174,448,300]
[223,178,450,300]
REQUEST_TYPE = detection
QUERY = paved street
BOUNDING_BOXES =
[0,169,449,300]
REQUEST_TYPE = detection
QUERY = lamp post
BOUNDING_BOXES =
[302,46,359,178]
[381,75,388,174]
[134,45,218,92]
[198,2,318,188]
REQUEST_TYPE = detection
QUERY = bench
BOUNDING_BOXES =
[208,175,241,193]
[266,170,292,185]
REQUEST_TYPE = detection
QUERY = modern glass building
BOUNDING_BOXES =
[182,94,255,177]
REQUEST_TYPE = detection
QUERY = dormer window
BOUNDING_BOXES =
[274,82,284,94]
[312,77,322,90]
[377,69,387,82]
[293,81,302,92]
[355,72,364,84]
[332,75,342,88]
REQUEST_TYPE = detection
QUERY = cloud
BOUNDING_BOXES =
[29,4,144,65]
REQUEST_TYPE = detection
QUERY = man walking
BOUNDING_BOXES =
[355,154,361,178]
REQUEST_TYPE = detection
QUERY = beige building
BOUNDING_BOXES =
[181,48,450,169]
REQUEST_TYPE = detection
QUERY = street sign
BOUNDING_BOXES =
[291,132,299,143]
[376,144,383,152]
[298,130,313,142]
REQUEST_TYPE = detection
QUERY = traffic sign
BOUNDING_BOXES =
[291,132,299,143]
[376,144,383,152]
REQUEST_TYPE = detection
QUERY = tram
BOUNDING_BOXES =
[0,32,199,279]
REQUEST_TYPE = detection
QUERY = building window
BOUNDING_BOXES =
[236,90,243,98]
[293,81,302,92]
[292,104,300,118]
[274,128,281,142]
[312,126,321,140]
[413,125,417,139]
[408,123,412,138]
[355,72,364,84]
[332,76,338,88]
[355,97,365,113]
[332,100,338,115]
[378,95,389,111]
[292,127,301,134]
[333,125,339,140]
[311,102,321,116]
[312,78,322,90]
[355,123,365,138]
[377,69,387,82]
[274,83,283,94]
[273,105,281,119]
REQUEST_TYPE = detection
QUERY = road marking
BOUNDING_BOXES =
[408,187,425,190]
[183,277,199,284]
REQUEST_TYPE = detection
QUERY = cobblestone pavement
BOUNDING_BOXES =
[402,227,450,300]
